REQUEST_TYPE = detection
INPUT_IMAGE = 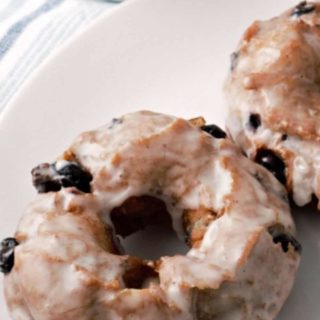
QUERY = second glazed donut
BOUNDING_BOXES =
[225,1,320,207]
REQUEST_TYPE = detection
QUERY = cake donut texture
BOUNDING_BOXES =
[3,111,300,319]
[225,1,320,207]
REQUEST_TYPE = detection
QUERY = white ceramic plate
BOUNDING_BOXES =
[1,0,319,318]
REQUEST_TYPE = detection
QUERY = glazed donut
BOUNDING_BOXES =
[2,111,300,320]
[225,1,320,207]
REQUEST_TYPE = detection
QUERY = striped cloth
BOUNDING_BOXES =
[0,0,122,113]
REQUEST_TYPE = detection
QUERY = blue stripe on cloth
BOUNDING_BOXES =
[0,2,111,111]
[0,0,64,60]
[0,5,101,110]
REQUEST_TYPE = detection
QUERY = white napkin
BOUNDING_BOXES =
[0,0,121,113]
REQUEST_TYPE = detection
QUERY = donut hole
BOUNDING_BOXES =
[121,224,189,261]
[110,196,189,260]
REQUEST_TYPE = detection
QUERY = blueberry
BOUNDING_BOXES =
[32,161,92,193]
[248,113,261,131]
[255,149,286,184]
[0,238,19,274]
[35,180,61,193]
[273,233,302,254]
[57,163,92,193]
[230,51,239,71]
[108,118,123,129]
[292,1,315,16]
[201,124,227,139]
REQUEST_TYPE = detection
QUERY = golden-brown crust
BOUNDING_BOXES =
[183,208,217,248]
[188,117,206,128]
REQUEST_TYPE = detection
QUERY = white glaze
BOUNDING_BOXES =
[5,111,300,320]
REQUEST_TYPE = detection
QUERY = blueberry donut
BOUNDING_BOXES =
[2,111,300,319]
[225,1,320,207]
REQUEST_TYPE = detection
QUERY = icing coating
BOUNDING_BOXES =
[225,2,320,207]
[4,111,300,319]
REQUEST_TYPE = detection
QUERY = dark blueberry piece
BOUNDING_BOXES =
[108,118,123,129]
[281,134,288,141]
[273,233,302,254]
[34,180,61,193]
[0,238,19,274]
[230,51,239,71]
[32,161,92,193]
[201,124,227,139]
[255,149,286,184]
[56,163,92,193]
[292,1,315,16]
[248,113,261,131]
[32,163,61,193]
